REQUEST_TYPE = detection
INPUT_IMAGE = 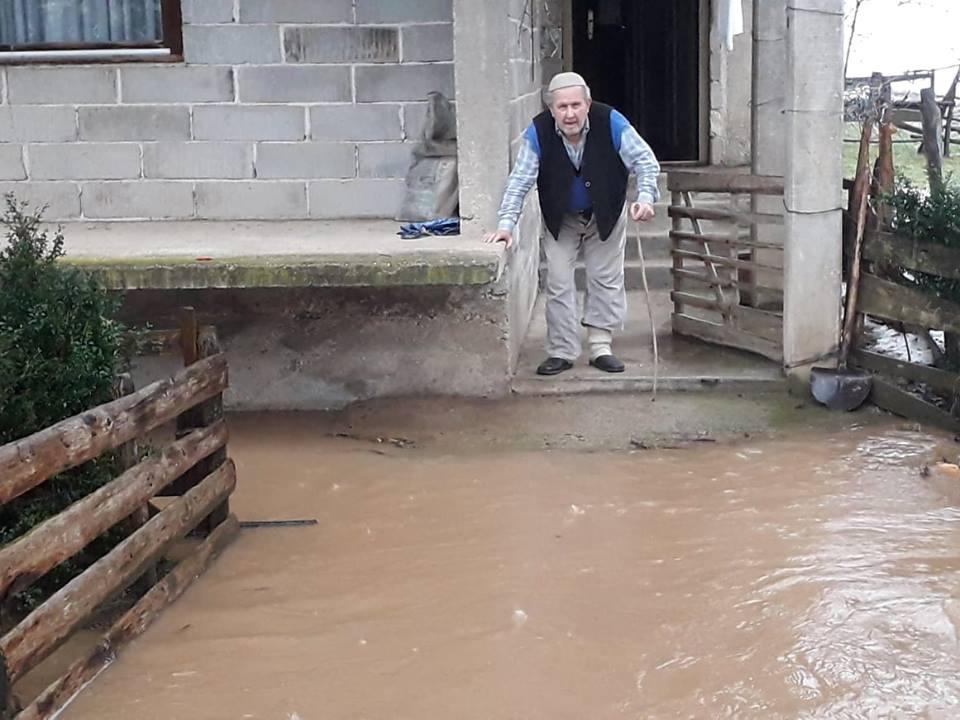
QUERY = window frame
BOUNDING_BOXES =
[0,0,183,64]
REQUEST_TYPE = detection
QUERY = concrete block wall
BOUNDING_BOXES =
[0,0,454,220]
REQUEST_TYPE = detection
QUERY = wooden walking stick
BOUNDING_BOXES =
[634,218,659,400]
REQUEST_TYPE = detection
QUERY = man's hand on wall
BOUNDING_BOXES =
[484,230,514,249]
[630,202,655,222]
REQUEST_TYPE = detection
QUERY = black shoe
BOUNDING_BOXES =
[536,357,573,376]
[589,354,625,373]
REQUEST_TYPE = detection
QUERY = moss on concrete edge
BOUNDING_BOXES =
[62,254,503,290]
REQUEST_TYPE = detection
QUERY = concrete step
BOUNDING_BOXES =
[538,257,674,291]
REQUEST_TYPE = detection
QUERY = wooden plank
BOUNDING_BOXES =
[668,205,784,227]
[671,191,683,316]
[853,349,960,397]
[0,354,228,508]
[672,313,783,362]
[0,460,237,684]
[858,273,960,334]
[855,229,960,281]
[869,376,960,432]
[670,230,782,251]
[672,248,782,273]
[671,268,784,296]
[0,421,228,603]
[671,292,783,343]
[667,171,784,195]
[15,515,240,720]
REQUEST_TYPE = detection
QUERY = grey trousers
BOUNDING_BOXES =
[542,210,627,360]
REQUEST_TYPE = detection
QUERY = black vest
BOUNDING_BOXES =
[533,102,629,242]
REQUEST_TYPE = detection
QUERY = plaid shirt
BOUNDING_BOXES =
[496,110,660,232]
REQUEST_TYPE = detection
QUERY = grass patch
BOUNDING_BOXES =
[843,121,960,186]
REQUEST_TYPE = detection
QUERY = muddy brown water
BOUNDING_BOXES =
[52,413,960,719]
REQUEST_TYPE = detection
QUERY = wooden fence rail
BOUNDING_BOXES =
[846,216,960,431]
[0,312,237,720]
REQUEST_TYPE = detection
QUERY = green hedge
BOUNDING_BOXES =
[0,195,128,619]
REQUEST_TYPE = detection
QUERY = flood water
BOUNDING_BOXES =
[58,413,960,719]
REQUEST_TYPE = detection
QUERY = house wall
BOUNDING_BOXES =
[709,0,754,166]
[0,0,454,221]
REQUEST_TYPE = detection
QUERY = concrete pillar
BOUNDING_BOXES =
[453,0,512,236]
[750,0,786,305]
[783,0,845,381]
[751,0,786,177]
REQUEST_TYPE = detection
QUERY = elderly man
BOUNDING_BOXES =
[485,72,660,375]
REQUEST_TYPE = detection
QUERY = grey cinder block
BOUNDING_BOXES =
[143,142,254,179]
[284,26,398,64]
[79,106,191,141]
[310,104,403,141]
[357,142,412,178]
[29,143,141,180]
[182,0,234,24]
[193,105,306,141]
[121,66,234,103]
[182,25,282,64]
[0,145,25,180]
[237,66,351,103]
[195,180,308,219]
[401,24,453,63]
[356,64,454,103]
[356,0,452,23]
[255,142,356,179]
[309,178,405,218]
[7,67,116,104]
[82,181,195,219]
[239,0,352,23]
[0,106,77,143]
[0,181,80,219]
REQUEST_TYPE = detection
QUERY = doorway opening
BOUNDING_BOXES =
[570,0,705,163]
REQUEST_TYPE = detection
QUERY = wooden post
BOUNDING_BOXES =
[943,67,958,158]
[171,310,228,534]
[876,121,895,226]
[920,87,944,195]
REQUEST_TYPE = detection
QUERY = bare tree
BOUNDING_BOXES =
[845,0,921,78]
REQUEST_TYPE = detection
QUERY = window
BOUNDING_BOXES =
[0,0,182,62]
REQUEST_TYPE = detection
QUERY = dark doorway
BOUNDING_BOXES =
[572,0,702,162]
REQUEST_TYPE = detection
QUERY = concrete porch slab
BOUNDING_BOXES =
[51,220,504,290]
[512,290,785,395]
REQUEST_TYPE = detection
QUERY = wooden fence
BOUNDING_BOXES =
[0,310,237,720]
[668,171,786,362]
[846,219,960,431]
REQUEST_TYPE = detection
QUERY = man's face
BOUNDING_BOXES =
[550,86,590,138]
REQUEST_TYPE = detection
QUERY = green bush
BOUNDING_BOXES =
[886,177,960,371]
[0,195,128,619]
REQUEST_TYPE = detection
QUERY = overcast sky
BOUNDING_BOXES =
[845,0,960,91]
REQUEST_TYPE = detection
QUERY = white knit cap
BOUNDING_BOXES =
[547,72,588,93]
